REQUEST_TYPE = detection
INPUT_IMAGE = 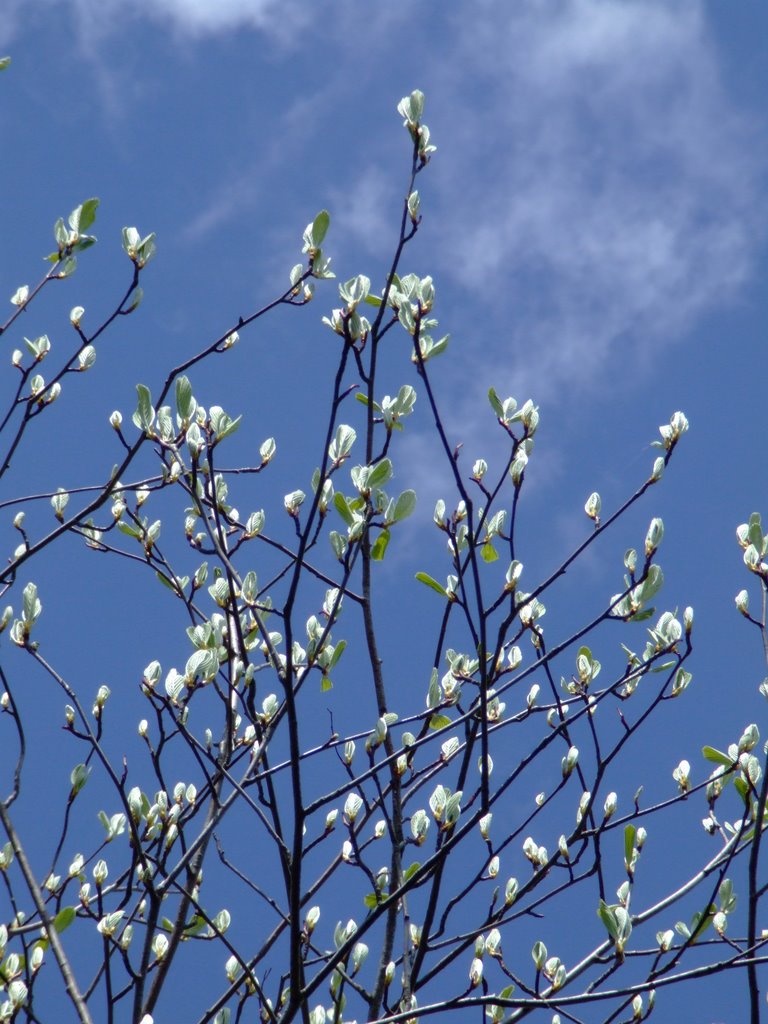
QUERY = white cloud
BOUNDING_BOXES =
[329,167,398,259]
[181,89,336,245]
[425,0,765,401]
[71,0,308,40]
[0,0,310,52]
[130,0,288,33]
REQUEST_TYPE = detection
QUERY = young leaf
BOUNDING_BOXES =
[481,541,498,563]
[624,825,635,869]
[69,198,99,234]
[429,714,451,730]
[132,384,155,434]
[702,746,734,768]
[334,493,354,526]
[175,376,195,422]
[392,490,416,523]
[415,572,448,597]
[371,529,390,561]
[367,458,393,489]
[53,907,76,933]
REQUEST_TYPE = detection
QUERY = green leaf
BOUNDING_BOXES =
[688,907,715,942]
[307,210,329,249]
[733,777,749,803]
[480,541,498,563]
[488,387,504,418]
[328,424,357,463]
[415,572,448,597]
[719,878,736,914]
[363,892,379,909]
[156,572,187,595]
[209,406,242,442]
[628,607,655,622]
[371,530,390,561]
[132,384,155,433]
[334,493,354,526]
[635,564,663,603]
[117,522,142,540]
[321,677,333,692]
[22,582,41,624]
[702,746,734,768]
[182,915,208,938]
[70,763,91,797]
[597,900,619,941]
[364,294,383,307]
[367,458,392,489]
[403,862,421,883]
[313,210,330,246]
[69,198,99,234]
[175,376,194,421]
[57,256,77,277]
[393,490,416,523]
[53,907,76,933]
[429,714,451,730]
[624,825,635,868]
[0,57,11,71]
[328,640,346,670]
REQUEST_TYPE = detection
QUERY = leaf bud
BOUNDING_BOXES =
[735,589,750,616]
[644,517,664,557]
[93,684,111,711]
[469,957,483,987]
[11,285,29,307]
[505,877,519,906]
[672,760,690,793]
[584,492,601,523]
[561,745,579,777]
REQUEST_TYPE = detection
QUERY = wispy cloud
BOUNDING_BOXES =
[329,167,399,260]
[180,89,339,253]
[424,0,765,402]
[72,0,308,41]
[2,0,309,49]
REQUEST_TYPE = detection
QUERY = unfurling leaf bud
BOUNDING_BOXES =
[584,492,601,523]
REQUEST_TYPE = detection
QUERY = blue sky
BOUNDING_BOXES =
[1,2,768,1022]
